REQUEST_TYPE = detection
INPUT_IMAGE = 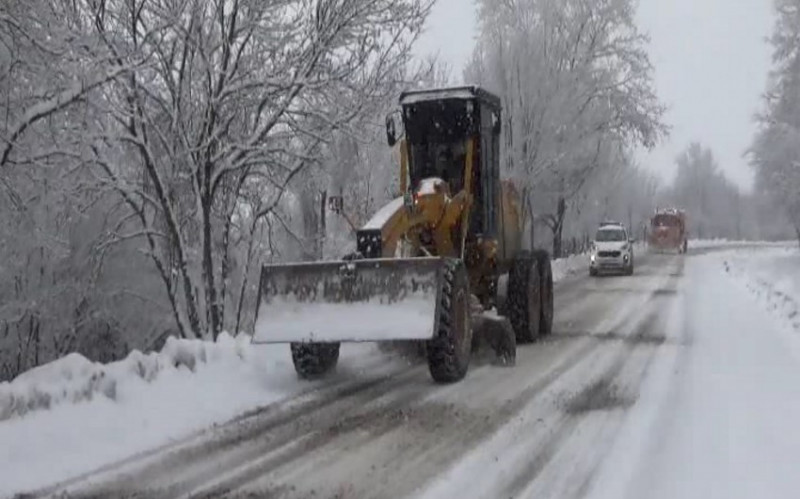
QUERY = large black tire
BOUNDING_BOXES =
[290,342,340,379]
[428,259,472,383]
[507,251,542,343]
[288,251,362,379]
[532,249,554,337]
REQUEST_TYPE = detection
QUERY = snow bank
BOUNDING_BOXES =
[688,238,791,249]
[720,246,800,336]
[0,333,250,422]
[0,333,394,496]
[551,252,589,281]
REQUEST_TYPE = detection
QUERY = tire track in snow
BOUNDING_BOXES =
[514,258,684,499]
[184,320,614,498]
[39,366,425,498]
[497,305,668,499]
[42,254,684,499]
[53,306,618,498]
[517,311,669,499]
[30,349,412,497]
[415,255,683,499]
[39,259,624,498]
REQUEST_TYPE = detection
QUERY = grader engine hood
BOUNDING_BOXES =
[252,257,445,344]
[407,178,450,218]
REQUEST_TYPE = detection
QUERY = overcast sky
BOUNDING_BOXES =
[414,0,775,192]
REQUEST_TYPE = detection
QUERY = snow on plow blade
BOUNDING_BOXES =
[252,257,444,344]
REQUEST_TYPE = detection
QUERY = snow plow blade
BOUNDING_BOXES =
[252,257,444,344]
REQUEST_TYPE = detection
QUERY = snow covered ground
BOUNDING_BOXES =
[0,250,595,498]
[721,245,800,335]
[688,238,792,250]
[588,245,800,499]
[5,244,800,498]
[551,251,590,281]
[0,335,401,496]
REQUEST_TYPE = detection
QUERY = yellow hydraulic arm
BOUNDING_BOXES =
[361,137,476,259]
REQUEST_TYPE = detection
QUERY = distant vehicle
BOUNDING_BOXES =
[589,221,635,277]
[648,208,687,253]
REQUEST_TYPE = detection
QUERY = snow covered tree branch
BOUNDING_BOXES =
[465,0,667,256]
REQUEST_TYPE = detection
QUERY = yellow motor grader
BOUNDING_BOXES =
[253,86,554,383]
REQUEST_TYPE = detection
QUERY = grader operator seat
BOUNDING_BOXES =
[387,86,503,243]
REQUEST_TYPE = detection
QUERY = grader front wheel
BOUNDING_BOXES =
[428,259,473,383]
[290,342,340,379]
[288,250,366,380]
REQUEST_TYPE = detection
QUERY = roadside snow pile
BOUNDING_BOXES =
[551,252,588,281]
[721,247,800,333]
[0,337,393,496]
[0,333,249,422]
[689,238,789,249]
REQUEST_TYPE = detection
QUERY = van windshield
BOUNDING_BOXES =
[595,228,626,242]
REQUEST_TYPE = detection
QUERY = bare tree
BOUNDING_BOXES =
[77,0,433,339]
[466,0,667,256]
[0,0,434,378]
[750,0,800,247]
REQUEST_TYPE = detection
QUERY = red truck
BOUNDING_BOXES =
[648,208,688,253]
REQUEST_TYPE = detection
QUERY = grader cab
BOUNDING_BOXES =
[253,86,554,383]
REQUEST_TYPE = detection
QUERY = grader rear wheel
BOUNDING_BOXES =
[507,251,542,344]
[532,249,554,337]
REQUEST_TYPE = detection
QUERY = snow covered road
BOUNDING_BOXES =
[592,247,800,499]
[13,245,800,499]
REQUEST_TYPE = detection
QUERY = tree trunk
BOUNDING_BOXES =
[128,71,201,338]
[320,190,327,258]
[220,173,249,334]
[628,205,633,236]
[551,196,566,259]
[219,215,231,332]
[201,193,221,340]
[33,315,39,367]
[734,191,742,240]
[235,218,260,335]
[300,187,323,261]
[794,223,800,250]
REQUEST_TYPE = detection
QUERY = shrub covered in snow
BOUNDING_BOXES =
[0,333,251,422]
